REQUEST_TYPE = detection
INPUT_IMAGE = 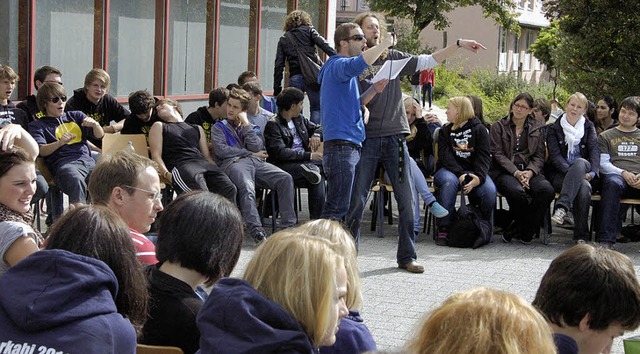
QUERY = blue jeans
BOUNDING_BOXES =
[598,174,640,243]
[434,168,496,236]
[54,160,94,204]
[346,135,417,265]
[321,140,360,221]
[409,158,436,232]
[288,74,321,124]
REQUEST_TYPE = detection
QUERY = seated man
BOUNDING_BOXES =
[17,65,63,122]
[185,87,228,149]
[264,87,324,219]
[121,89,158,137]
[241,81,273,136]
[237,70,277,114]
[148,98,236,201]
[66,68,130,149]
[88,151,163,265]
[140,191,244,354]
[597,96,640,249]
[28,83,103,207]
[533,244,640,354]
[0,65,29,130]
[211,88,296,242]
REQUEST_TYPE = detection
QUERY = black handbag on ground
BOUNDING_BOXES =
[446,187,492,249]
[285,33,323,90]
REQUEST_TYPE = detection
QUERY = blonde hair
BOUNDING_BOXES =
[406,287,557,354]
[448,96,475,130]
[243,231,344,348]
[84,68,111,90]
[295,219,363,310]
[566,92,588,109]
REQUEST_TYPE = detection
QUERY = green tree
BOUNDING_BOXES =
[540,0,640,100]
[365,0,520,34]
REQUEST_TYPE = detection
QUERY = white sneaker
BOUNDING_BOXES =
[551,208,566,225]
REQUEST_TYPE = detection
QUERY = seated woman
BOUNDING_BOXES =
[405,287,556,354]
[141,191,244,354]
[198,231,349,353]
[490,92,555,244]
[148,98,236,201]
[28,82,104,207]
[546,93,599,243]
[594,95,618,135]
[299,219,377,354]
[434,96,495,246]
[0,205,148,352]
[0,125,42,277]
[403,97,448,236]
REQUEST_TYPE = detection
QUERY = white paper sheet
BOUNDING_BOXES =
[372,57,411,83]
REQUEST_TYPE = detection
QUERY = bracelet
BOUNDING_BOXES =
[457,39,462,47]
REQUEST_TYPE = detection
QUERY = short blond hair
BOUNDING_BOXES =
[243,231,344,347]
[406,287,557,354]
[295,219,362,310]
[84,68,111,90]
[448,96,475,130]
[566,92,588,109]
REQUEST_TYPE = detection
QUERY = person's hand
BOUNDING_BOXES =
[373,79,389,93]
[310,152,322,161]
[362,106,370,125]
[584,173,592,182]
[82,117,100,128]
[59,132,76,145]
[458,39,487,53]
[463,174,480,194]
[252,150,268,160]
[0,124,23,151]
[622,170,636,187]
[309,136,321,151]
[514,170,530,189]
[382,32,396,48]
[424,113,439,124]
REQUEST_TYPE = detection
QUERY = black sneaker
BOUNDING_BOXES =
[301,163,322,185]
[252,230,267,244]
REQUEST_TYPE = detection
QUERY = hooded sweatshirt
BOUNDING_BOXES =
[65,88,131,147]
[197,278,315,354]
[0,249,137,354]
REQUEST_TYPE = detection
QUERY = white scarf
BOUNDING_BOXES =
[560,114,585,159]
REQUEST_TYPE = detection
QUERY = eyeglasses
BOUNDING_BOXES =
[347,34,366,42]
[45,96,67,103]
[123,185,162,202]
[512,103,531,110]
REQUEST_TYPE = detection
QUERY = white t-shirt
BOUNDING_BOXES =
[0,221,37,276]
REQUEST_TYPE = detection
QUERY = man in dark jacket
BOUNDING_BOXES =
[264,87,324,219]
[17,65,62,122]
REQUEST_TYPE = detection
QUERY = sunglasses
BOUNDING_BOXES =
[46,96,67,103]
[347,34,366,42]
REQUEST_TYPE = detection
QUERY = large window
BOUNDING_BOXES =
[108,1,156,97]
[35,0,94,91]
[0,0,19,99]
[218,0,251,88]
[169,0,208,95]
[498,28,508,72]
[258,0,287,91]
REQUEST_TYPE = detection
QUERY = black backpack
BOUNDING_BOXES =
[446,188,492,249]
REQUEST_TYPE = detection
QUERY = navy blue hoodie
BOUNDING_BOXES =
[197,278,315,354]
[0,249,137,354]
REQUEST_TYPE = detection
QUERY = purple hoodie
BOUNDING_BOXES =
[197,278,315,354]
[0,249,136,354]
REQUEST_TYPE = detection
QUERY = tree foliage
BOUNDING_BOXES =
[539,0,640,100]
[365,0,521,34]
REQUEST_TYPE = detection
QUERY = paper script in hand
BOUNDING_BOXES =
[372,57,411,83]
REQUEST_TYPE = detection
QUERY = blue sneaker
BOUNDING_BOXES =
[429,202,449,218]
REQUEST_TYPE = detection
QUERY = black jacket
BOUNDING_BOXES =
[437,117,491,184]
[273,25,336,94]
[264,113,321,163]
[16,95,41,122]
[545,115,600,178]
